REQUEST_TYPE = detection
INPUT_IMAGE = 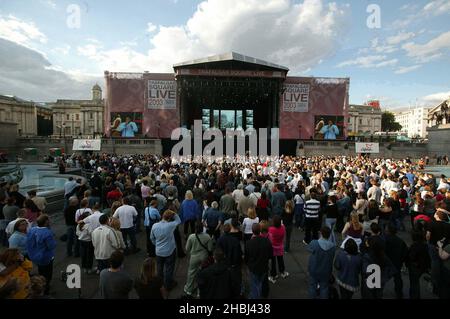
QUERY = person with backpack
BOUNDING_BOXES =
[26,214,56,295]
[184,220,214,298]
[144,198,161,257]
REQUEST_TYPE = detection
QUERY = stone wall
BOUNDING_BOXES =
[14,137,163,159]
[297,140,428,159]
[427,125,450,157]
[11,137,429,160]
[0,122,18,156]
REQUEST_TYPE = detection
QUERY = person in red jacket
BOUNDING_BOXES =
[268,215,289,283]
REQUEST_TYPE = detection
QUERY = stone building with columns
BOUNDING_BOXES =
[50,84,104,137]
[0,94,53,136]
[347,103,382,137]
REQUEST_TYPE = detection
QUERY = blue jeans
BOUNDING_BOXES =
[325,218,337,244]
[156,250,176,289]
[294,203,304,228]
[249,272,266,299]
[308,275,329,299]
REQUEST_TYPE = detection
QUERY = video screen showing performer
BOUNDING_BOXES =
[314,116,344,140]
[110,112,142,138]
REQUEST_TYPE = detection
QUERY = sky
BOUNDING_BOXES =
[0,0,449,109]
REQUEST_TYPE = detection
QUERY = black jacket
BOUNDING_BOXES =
[385,234,408,271]
[64,205,78,226]
[406,241,430,274]
[244,236,273,276]
[217,233,242,267]
[197,262,240,299]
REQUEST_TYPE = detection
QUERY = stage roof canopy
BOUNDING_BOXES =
[173,52,289,72]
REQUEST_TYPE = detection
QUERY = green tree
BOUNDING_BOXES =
[382,111,402,132]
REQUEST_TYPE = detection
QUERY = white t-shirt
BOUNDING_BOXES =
[113,205,138,229]
[83,211,104,234]
[75,208,93,222]
[294,194,305,205]
[242,217,260,235]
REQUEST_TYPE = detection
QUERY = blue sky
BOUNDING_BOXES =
[0,0,449,108]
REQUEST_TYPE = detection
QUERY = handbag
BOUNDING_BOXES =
[195,233,214,269]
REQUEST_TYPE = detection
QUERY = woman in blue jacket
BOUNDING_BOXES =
[180,190,201,239]
[334,238,362,299]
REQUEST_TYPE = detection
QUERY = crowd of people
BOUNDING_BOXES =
[0,153,450,299]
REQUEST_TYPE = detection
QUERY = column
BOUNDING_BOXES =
[81,110,85,136]
[94,111,98,133]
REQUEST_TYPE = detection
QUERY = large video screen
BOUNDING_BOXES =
[110,112,143,137]
[314,115,344,140]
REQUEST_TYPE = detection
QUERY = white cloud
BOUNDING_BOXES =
[0,38,101,101]
[373,44,398,54]
[402,31,450,62]
[77,43,102,57]
[421,91,450,104]
[375,59,398,68]
[423,0,450,16]
[52,44,71,56]
[391,0,450,29]
[0,15,47,46]
[386,31,415,45]
[79,0,349,73]
[337,55,397,69]
[147,22,157,33]
[394,65,421,74]
[42,0,56,9]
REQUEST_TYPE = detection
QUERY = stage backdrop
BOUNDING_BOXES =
[280,77,349,140]
[104,72,180,138]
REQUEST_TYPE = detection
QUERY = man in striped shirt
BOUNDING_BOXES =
[303,191,321,244]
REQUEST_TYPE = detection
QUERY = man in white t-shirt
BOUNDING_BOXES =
[113,197,139,253]
[82,203,104,234]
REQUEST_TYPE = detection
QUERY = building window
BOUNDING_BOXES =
[76,114,79,121]
[66,114,70,121]
[359,119,362,125]
[89,112,93,120]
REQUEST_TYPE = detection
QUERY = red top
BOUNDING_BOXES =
[257,198,270,209]
[107,189,122,201]
[269,225,285,256]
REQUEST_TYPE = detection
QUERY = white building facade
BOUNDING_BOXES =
[393,107,431,138]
